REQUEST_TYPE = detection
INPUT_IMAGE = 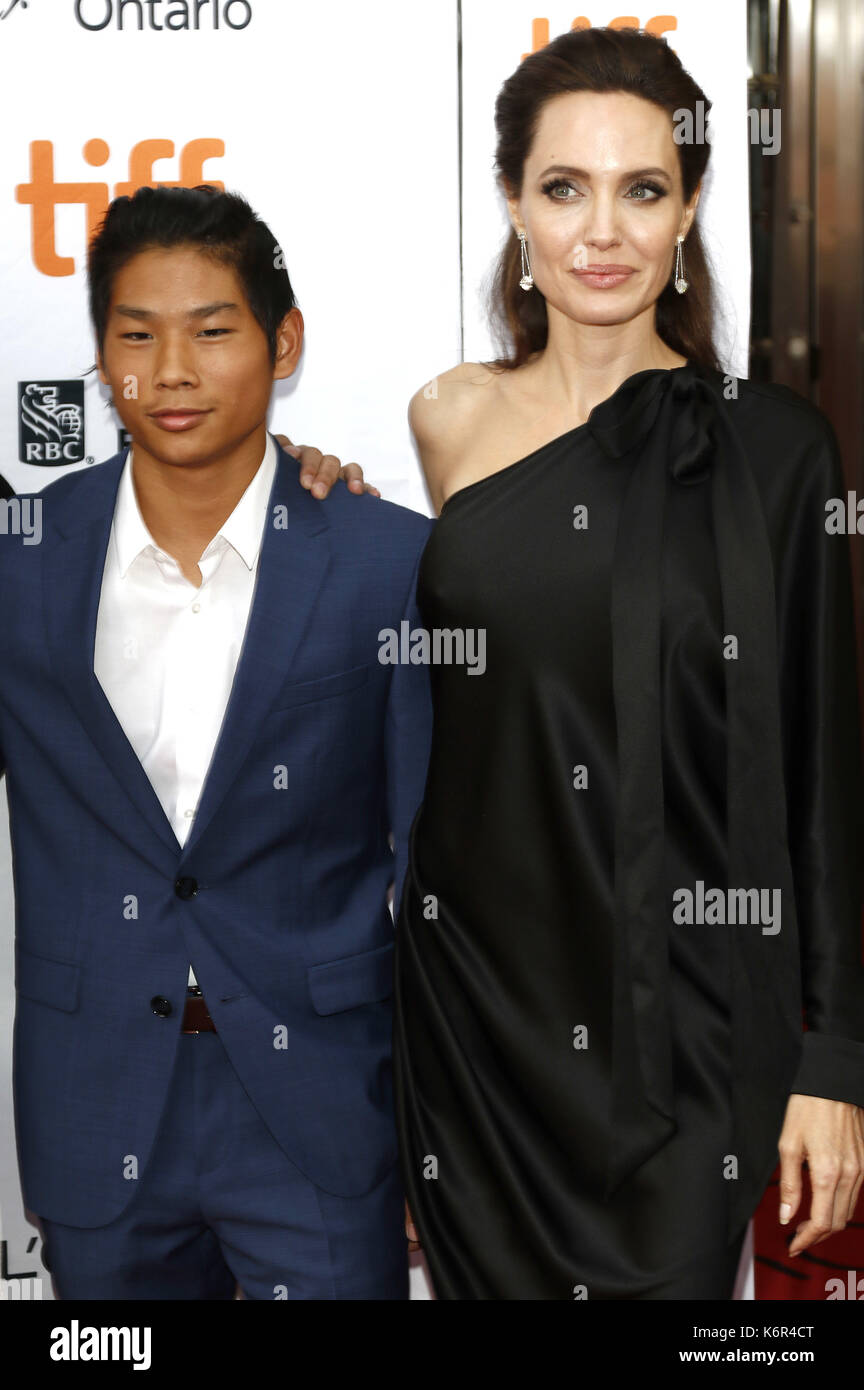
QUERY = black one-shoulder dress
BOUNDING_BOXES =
[392,362,864,1300]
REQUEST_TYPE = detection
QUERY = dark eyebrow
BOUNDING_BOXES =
[187,301,241,319]
[537,165,672,182]
[112,301,241,320]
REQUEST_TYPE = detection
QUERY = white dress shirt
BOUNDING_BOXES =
[94,431,278,989]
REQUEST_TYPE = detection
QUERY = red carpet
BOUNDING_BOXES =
[753,1163,864,1300]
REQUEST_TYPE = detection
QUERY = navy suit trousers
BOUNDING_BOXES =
[37,1030,409,1300]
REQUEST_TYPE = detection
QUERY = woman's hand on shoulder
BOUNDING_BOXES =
[274,435,381,500]
[409,361,495,514]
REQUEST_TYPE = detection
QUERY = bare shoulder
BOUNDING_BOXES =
[408,360,501,443]
[408,361,503,508]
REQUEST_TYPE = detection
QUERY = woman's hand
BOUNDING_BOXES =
[274,434,380,500]
[777,1093,864,1255]
[405,1200,421,1252]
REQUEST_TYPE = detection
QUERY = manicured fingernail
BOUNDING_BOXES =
[779,1204,791,1223]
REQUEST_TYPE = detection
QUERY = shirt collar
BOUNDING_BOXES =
[113,431,278,578]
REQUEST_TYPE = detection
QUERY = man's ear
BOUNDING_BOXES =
[273,307,304,382]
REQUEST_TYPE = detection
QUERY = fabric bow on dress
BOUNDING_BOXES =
[585,363,803,1241]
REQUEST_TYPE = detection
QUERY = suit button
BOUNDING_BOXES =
[174,876,198,900]
[150,996,172,1018]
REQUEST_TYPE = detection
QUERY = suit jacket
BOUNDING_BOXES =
[0,438,434,1226]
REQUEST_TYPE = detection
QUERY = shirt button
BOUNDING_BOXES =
[150,996,172,1018]
[191,602,201,613]
[184,809,195,819]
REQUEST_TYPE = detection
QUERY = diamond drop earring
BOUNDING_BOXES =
[674,233,688,294]
[518,232,534,291]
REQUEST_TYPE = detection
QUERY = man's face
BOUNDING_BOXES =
[97,243,300,468]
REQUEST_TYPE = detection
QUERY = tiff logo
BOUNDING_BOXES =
[522,14,677,60]
[16,138,225,275]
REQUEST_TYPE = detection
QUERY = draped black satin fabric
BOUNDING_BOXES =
[392,361,864,1300]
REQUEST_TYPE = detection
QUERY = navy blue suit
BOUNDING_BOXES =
[0,438,434,1297]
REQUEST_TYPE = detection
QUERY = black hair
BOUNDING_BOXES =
[87,184,296,362]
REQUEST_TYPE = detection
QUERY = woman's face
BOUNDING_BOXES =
[507,90,701,327]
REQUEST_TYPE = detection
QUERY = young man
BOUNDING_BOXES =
[0,185,433,1299]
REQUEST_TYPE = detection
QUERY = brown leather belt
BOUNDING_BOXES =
[182,989,216,1034]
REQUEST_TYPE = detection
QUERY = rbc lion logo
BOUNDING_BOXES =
[18,381,85,465]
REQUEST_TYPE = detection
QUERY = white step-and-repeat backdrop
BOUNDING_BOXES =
[0,0,750,1300]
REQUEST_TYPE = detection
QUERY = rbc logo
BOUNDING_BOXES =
[18,381,85,465]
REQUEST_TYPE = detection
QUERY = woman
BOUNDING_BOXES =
[283,26,864,1299]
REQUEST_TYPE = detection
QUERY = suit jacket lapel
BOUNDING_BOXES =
[43,439,332,865]
[44,449,183,861]
[178,446,332,861]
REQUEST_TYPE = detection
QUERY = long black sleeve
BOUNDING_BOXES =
[777,413,864,1102]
